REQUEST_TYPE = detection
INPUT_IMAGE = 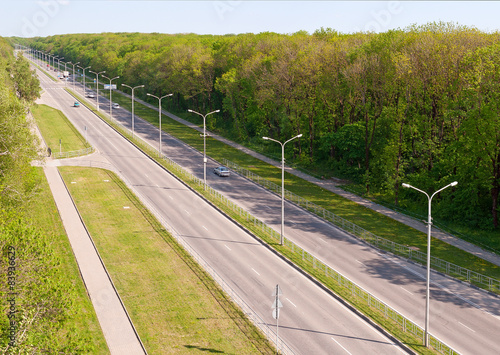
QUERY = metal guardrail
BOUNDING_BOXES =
[62,85,457,354]
[223,159,500,294]
[165,157,459,355]
[52,147,94,159]
[60,158,295,355]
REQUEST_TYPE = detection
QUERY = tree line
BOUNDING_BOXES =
[0,37,95,352]
[23,22,500,230]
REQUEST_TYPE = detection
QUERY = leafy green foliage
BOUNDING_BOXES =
[1,37,102,353]
[25,24,500,231]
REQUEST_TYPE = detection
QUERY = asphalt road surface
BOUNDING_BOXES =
[33,56,500,354]
[82,72,500,354]
[33,62,409,354]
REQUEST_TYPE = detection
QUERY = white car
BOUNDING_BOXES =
[213,166,230,177]
[112,103,120,109]
[86,92,95,98]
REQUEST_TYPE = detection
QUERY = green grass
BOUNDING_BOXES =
[31,104,89,153]
[87,87,500,286]
[26,167,109,354]
[59,166,274,354]
[64,88,457,353]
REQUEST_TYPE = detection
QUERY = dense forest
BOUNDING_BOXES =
[23,22,500,231]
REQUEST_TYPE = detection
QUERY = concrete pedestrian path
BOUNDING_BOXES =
[31,82,146,354]
[43,164,146,355]
[116,90,500,268]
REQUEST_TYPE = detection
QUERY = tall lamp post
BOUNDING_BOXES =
[401,181,458,347]
[262,134,303,245]
[77,65,91,97]
[122,84,144,139]
[56,56,64,73]
[187,109,220,189]
[147,93,173,156]
[102,75,120,120]
[67,61,80,91]
[48,53,53,70]
[89,70,106,111]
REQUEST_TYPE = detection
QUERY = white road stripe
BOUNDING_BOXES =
[400,286,414,295]
[331,337,352,355]
[458,322,476,333]
[202,225,208,231]
[286,298,297,308]
[224,244,231,251]
[251,268,260,276]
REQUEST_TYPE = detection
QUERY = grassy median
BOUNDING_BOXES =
[26,167,109,353]
[59,166,274,354]
[93,87,500,285]
[31,103,89,153]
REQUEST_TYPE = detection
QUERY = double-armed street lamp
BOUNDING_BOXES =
[89,70,106,111]
[48,53,53,70]
[102,75,120,120]
[187,109,220,189]
[67,61,80,91]
[77,65,91,97]
[147,93,173,156]
[56,56,64,73]
[401,180,458,347]
[122,84,145,139]
[262,134,303,245]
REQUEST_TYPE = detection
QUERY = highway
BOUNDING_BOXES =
[33,61,408,354]
[33,55,500,354]
[81,73,500,354]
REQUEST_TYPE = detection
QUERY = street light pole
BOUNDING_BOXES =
[262,134,303,245]
[122,84,144,139]
[401,181,458,347]
[89,70,106,111]
[68,61,80,91]
[77,65,91,97]
[56,56,64,73]
[187,109,220,189]
[147,93,173,157]
[102,75,120,120]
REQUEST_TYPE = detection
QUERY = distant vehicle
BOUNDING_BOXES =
[63,71,70,77]
[86,92,95,98]
[213,166,230,177]
[112,103,120,109]
[74,101,80,107]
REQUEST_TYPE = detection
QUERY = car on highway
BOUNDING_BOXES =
[213,166,230,177]
[112,103,120,109]
[74,101,80,107]
[86,92,95,98]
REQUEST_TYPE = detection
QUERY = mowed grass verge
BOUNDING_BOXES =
[28,167,109,353]
[59,166,274,354]
[32,103,89,153]
[94,87,500,285]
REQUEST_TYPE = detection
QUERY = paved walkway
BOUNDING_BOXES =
[114,90,500,268]
[43,165,146,355]
[32,85,146,354]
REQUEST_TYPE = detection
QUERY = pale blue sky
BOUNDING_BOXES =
[2,1,500,38]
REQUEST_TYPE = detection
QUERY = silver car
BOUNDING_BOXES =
[214,166,230,177]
